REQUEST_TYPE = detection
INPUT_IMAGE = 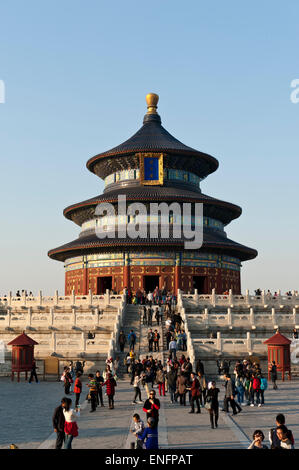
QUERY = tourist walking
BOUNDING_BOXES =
[131,413,145,449]
[223,374,241,415]
[128,330,137,351]
[176,372,188,406]
[167,366,177,403]
[74,372,82,408]
[147,329,154,352]
[132,373,143,404]
[153,330,160,352]
[118,330,126,352]
[95,370,105,407]
[188,372,201,414]
[62,367,73,395]
[28,358,39,383]
[62,397,79,449]
[103,373,117,409]
[270,360,278,389]
[140,417,159,449]
[87,374,98,412]
[156,367,166,397]
[169,338,177,360]
[142,390,160,427]
[206,381,220,429]
[197,371,207,405]
[52,398,66,449]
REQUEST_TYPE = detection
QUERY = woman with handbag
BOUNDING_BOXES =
[205,381,220,429]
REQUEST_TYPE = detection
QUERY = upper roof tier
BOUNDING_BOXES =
[86,94,219,180]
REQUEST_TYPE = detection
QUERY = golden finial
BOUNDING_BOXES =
[146,93,159,114]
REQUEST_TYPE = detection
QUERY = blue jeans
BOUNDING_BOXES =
[236,388,244,404]
[169,386,176,402]
[64,434,74,449]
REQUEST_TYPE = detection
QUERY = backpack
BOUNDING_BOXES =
[260,377,268,390]
[253,377,261,390]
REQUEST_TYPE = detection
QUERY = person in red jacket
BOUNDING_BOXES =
[143,390,160,427]
[187,372,201,414]
[103,373,117,409]
[74,372,82,408]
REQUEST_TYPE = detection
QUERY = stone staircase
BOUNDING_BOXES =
[116,304,141,380]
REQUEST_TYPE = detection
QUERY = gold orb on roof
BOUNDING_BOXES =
[146,93,159,114]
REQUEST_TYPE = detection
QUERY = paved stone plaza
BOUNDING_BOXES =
[0,376,298,449]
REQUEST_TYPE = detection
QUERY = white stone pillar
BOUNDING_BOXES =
[54,290,59,306]
[8,291,12,307]
[88,289,93,306]
[51,332,56,352]
[217,331,222,352]
[49,307,54,326]
[22,291,26,307]
[105,289,110,306]
[72,289,76,306]
[227,307,232,328]
[261,289,265,305]
[194,289,199,302]
[211,288,216,306]
[204,307,209,326]
[38,290,42,307]
[245,289,249,304]
[27,307,32,327]
[72,307,76,326]
[246,331,252,353]
[250,307,255,329]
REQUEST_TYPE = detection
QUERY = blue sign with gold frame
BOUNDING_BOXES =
[137,152,164,185]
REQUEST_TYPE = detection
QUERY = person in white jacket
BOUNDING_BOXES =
[62,397,80,449]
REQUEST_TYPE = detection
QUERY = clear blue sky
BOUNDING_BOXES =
[0,1,298,295]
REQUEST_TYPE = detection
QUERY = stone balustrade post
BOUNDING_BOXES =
[51,332,56,353]
[38,290,42,306]
[194,289,199,302]
[245,289,249,304]
[22,291,27,307]
[204,307,209,326]
[49,307,54,326]
[105,289,110,307]
[216,331,222,352]
[249,307,255,328]
[227,307,232,328]
[6,307,11,327]
[54,290,59,306]
[246,331,252,353]
[72,289,76,306]
[211,288,216,306]
[72,307,76,326]
[8,291,12,307]
[261,290,265,305]
[88,289,93,306]
[293,307,297,326]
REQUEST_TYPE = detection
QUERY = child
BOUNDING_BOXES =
[87,374,97,412]
[140,417,159,449]
[131,413,145,449]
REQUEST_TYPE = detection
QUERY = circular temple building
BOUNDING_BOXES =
[48,94,257,295]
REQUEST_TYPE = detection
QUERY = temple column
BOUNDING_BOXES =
[123,253,130,291]
[83,257,88,295]
[174,252,182,294]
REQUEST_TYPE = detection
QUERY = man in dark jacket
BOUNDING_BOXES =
[196,358,204,376]
[143,390,160,426]
[167,367,177,403]
[52,399,66,449]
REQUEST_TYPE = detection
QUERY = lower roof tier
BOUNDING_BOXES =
[48,229,257,263]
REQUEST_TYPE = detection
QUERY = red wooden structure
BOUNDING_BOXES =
[8,332,38,382]
[264,331,291,381]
